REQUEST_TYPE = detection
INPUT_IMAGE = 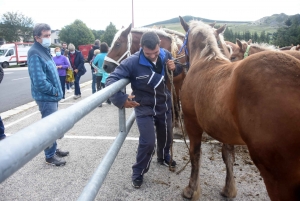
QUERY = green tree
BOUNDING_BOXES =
[101,22,118,46]
[91,30,105,41]
[59,19,95,48]
[0,11,34,42]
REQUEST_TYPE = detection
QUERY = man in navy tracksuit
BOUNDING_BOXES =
[106,32,182,188]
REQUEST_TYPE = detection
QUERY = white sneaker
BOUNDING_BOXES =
[59,99,65,103]
[73,95,81,100]
[66,90,71,93]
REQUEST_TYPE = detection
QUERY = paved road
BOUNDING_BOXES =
[0,82,270,201]
[0,64,93,113]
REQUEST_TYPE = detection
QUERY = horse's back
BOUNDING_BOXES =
[233,51,300,146]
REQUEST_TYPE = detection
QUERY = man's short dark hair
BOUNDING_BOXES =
[33,23,51,39]
[95,39,101,46]
[100,42,109,53]
[140,32,160,50]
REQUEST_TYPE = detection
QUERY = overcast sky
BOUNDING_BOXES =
[0,0,299,30]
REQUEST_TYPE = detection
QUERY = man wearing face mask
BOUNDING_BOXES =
[106,31,183,188]
[27,23,69,166]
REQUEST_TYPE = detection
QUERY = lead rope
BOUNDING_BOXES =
[166,68,190,174]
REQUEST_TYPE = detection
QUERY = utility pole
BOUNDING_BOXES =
[132,0,134,28]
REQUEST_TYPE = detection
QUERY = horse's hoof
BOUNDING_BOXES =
[182,186,194,199]
[220,190,237,198]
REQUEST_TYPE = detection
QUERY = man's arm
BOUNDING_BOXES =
[166,51,183,76]
[28,55,58,96]
[76,52,85,71]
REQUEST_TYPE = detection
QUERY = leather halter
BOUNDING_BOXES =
[104,33,132,66]
[177,29,190,69]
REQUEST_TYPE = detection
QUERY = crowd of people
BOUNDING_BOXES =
[2,23,182,190]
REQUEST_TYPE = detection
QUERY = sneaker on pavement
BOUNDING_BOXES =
[132,175,143,188]
[157,158,177,168]
[46,155,66,166]
[56,149,69,157]
[73,95,81,100]
[59,99,65,103]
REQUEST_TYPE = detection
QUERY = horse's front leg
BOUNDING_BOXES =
[220,144,237,198]
[182,118,203,201]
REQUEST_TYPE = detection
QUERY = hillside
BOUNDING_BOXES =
[144,14,294,34]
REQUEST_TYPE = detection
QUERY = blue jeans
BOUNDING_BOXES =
[74,74,81,96]
[36,101,58,159]
[0,116,6,139]
[92,71,97,94]
[59,76,66,99]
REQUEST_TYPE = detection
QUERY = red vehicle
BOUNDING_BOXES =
[78,44,93,61]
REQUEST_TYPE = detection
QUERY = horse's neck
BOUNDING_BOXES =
[249,45,265,55]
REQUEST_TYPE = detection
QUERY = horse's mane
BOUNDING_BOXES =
[189,20,228,61]
[250,42,276,51]
[131,28,172,40]
[161,28,185,38]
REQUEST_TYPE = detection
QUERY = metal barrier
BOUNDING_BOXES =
[0,78,134,194]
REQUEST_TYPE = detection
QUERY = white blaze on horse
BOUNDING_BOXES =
[179,16,300,201]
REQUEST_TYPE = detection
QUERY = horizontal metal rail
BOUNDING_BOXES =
[0,78,130,183]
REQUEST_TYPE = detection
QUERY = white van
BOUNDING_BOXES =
[0,43,33,68]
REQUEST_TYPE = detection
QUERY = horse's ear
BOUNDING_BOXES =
[216,24,226,34]
[179,16,189,32]
[208,21,216,28]
[236,39,243,50]
[247,39,252,44]
[121,24,132,37]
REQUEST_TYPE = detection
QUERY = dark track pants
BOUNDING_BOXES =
[132,110,172,180]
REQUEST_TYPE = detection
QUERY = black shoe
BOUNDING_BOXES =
[56,149,69,157]
[132,175,143,188]
[98,104,102,107]
[158,158,177,168]
[0,135,6,141]
[46,155,66,166]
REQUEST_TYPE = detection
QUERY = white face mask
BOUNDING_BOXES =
[70,51,75,54]
[41,37,51,48]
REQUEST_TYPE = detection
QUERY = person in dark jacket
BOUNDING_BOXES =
[88,39,100,94]
[0,65,6,140]
[68,43,86,99]
[28,23,69,166]
[106,31,183,188]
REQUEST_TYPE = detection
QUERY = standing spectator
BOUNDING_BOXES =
[93,42,110,106]
[106,32,182,188]
[61,42,68,55]
[53,47,69,103]
[63,49,73,93]
[27,23,69,166]
[88,39,100,94]
[68,43,86,99]
[0,65,6,140]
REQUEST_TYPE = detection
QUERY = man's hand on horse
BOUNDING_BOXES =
[124,95,140,108]
[166,59,175,71]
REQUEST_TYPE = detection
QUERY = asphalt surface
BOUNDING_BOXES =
[0,64,93,113]
[0,81,270,201]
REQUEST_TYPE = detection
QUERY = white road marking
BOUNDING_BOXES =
[5,111,40,128]
[4,134,189,143]
[12,77,29,81]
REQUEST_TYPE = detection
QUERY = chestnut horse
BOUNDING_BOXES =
[179,16,300,201]
[230,39,300,62]
[103,24,186,131]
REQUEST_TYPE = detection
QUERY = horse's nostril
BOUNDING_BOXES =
[103,65,107,70]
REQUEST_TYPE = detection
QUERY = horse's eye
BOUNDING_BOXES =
[116,43,120,47]
[230,57,235,61]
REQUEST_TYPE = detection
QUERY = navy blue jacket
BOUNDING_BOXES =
[106,48,182,116]
[69,50,86,76]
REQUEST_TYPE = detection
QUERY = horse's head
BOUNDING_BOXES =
[103,24,132,73]
[179,16,228,64]
[212,24,232,59]
[230,39,249,62]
